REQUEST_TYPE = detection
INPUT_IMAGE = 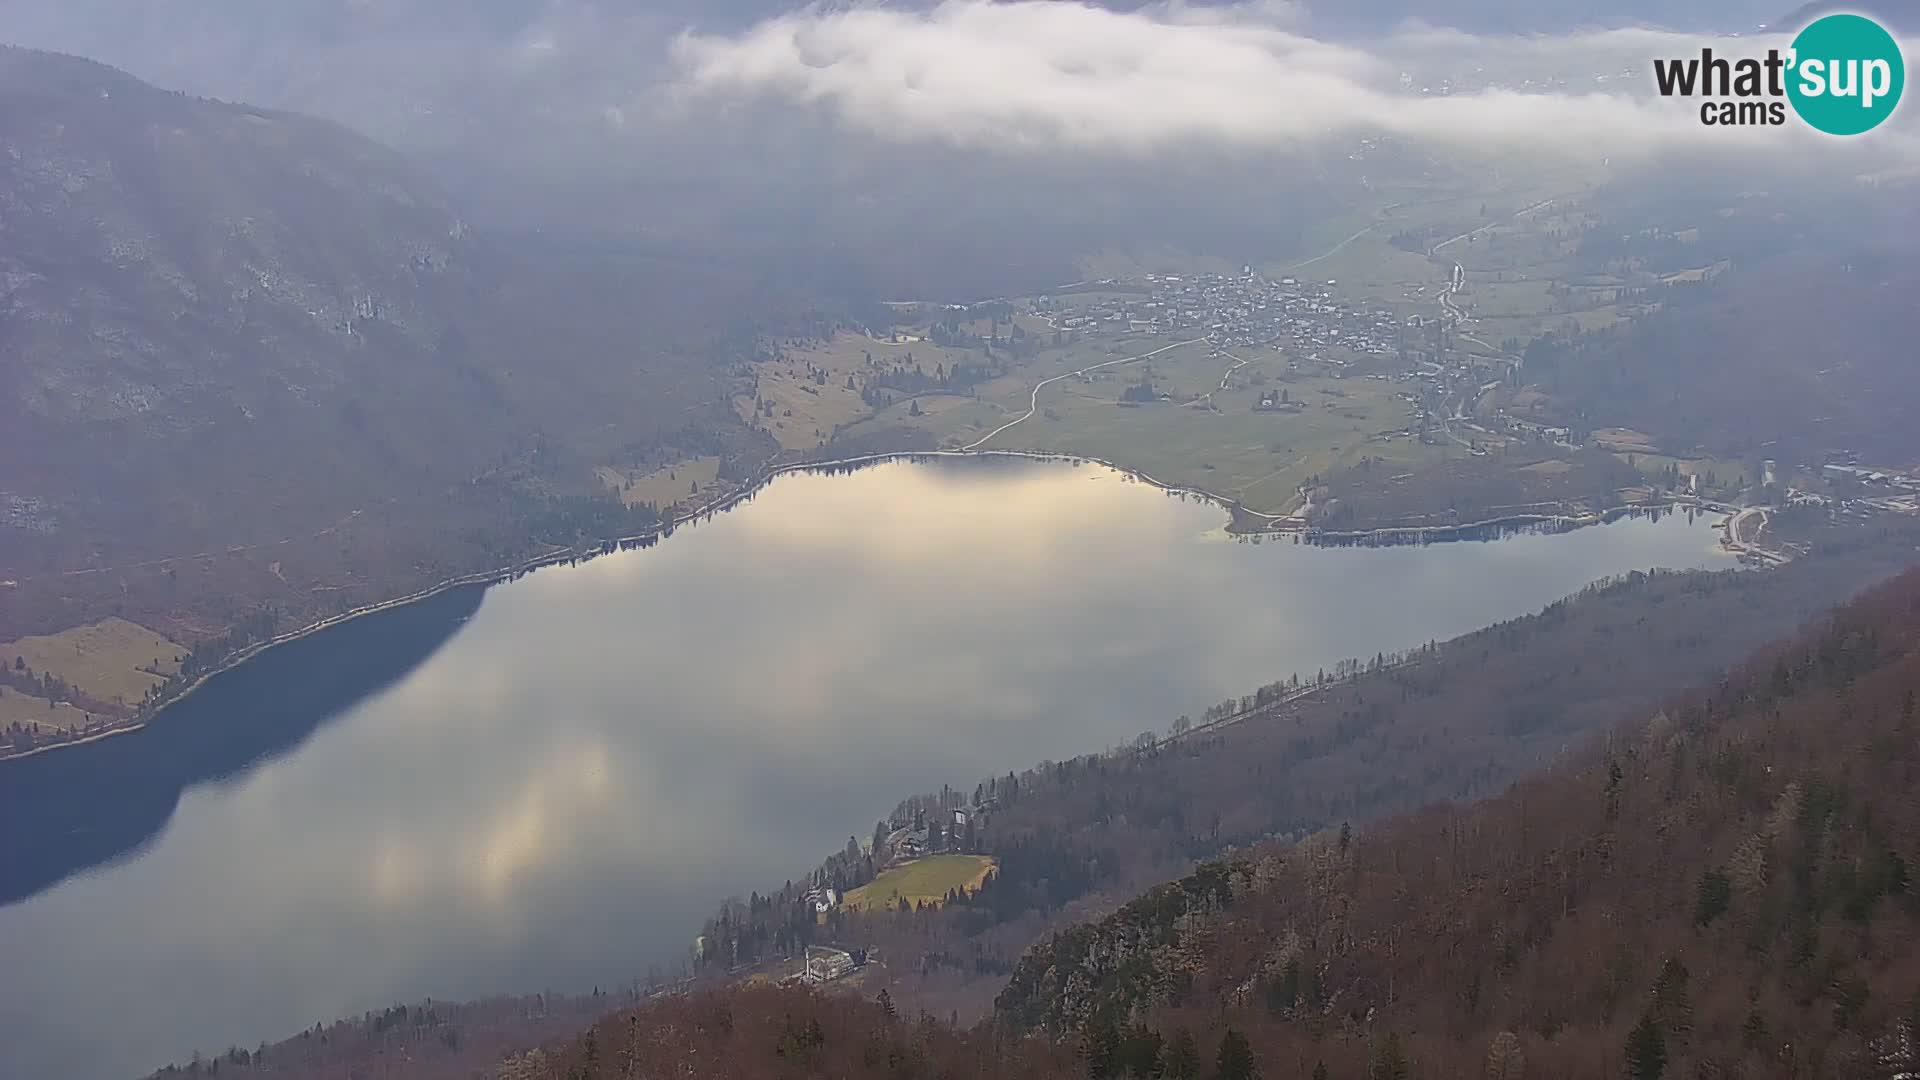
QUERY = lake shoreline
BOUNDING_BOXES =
[0,448,1731,765]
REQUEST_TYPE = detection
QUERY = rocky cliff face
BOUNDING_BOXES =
[2,45,477,426]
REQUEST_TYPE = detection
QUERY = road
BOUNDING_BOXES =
[1427,197,1556,258]
[1460,331,1520,365]
[1274,201,1406,275]
[1723,506,1788,564]
[1162,653,1434,748]
[1428,197,1557,330]
[1437,259,1467,322]
[1421,198,1560,450]
[960,337,1208,451]
[1185,349,1252,410]
[1279,225,1378,273]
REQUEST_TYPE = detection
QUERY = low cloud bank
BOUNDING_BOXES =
[670,2,1815,155]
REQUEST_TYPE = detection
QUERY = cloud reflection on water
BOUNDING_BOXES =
[0,458,1731,1079]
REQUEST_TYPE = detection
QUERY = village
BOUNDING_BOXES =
[1025,268,1920,548]
[1030,268,1509,460]
[1036,270,1406,361]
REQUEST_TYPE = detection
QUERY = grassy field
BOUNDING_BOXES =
[841,855,995,913]
[1615,452,1752,487]
[0,617,185,707]
[597,457,721,509]
[1437,197,1635,346]
[1265,226,1442,312]
[775,312,1456,516]
[0,687,93,732]
[854,335,1440,514]
[738,333,981,450]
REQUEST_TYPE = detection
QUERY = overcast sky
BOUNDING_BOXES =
[670,2,1920,161]
[674,5,1701,154]
[3,0,1910,282]
[3,0,1894,162]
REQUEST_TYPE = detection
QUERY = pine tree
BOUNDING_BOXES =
[1693,870,1731,926]
[1116,1024,1163,1079]
[1650,958,1692,1035]
[1625,1014,1666,1080]
[1266,957,1301,1014]
[1080,1015,1119,1079]
[1369,1032,1409,1080]
[1160,1029,1201,1080]
[1215,1028,1256,1080]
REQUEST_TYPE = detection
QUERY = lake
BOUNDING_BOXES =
[0,456,1736,1078]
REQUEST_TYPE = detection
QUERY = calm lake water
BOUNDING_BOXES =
[0,457,1735,1078]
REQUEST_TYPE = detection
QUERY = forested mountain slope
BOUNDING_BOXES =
[0,46,786,645]
[997,569,1920,1078]
[1520,250,1920,467]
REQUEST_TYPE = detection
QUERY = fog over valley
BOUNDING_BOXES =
[7,0,1910,289]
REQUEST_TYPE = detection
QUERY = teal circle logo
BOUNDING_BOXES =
[1787,13,1905,135]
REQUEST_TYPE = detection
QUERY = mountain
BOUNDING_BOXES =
[0,45,498,511]
[994,570,1920,1077]
[1517,248,1920,468]
[0,46,784,647]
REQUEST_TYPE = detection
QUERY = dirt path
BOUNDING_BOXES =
[960,337,1207,451]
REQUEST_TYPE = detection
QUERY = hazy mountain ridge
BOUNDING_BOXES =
[2,45,476,426]
[992,571,1920,1076]
[0,45,777,646]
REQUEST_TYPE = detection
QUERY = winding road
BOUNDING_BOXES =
[960,337,1208,451]
[1186,349,1252,410]
[1723,506,1787,564]
[1422,197,1560,448]
[1427,197,1556,259]
[1280,225,1377,273]
[1427,197,1557,331]
[1276,201,1407,274]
